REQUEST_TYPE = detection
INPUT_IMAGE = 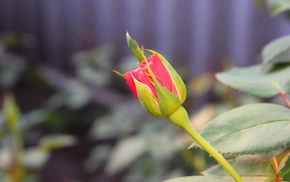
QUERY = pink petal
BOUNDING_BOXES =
[123,71,138,99]
[148,54,178,95]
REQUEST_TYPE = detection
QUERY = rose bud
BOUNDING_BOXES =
[119,34,243,182]
[123,34,186,117]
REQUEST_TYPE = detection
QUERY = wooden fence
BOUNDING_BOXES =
[0,0,290,75]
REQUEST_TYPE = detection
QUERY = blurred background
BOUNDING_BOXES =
[0,0,289,182]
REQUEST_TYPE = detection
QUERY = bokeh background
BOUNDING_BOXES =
[0,1,289,182]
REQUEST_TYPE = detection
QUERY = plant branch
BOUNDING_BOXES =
[3,94,24,182]
[270,157,283,182]
[280,92,290,107]
[268,80,290,107]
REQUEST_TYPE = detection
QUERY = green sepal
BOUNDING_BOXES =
[155,80,182,116]
[147,50,186,103]
[111,69,125,79]
[149,70,182,116]
[126,32,145,63]
[132,76,165,117]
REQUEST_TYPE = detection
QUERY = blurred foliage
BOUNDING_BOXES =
[0,32,259,182]
[0,31,267,182]
[1,2,290,181]
[267,0,290,16]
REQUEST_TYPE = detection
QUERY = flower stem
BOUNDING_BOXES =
[168,106,244,182]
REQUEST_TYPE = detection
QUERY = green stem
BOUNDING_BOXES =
[168,106,243,182]
[4,94,24,182]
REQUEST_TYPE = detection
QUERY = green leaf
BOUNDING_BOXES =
[203,155,275,182]
[164,176,231,182]
[267,0,290,16]
[216,64,290,98]
[261,35,290,72]
[190,103,290,154]
[278,155,290,180]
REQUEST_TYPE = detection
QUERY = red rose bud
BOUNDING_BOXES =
[124,34,186,117]
[121,34,243,182]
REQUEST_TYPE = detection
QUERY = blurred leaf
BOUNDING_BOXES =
[259,148,288,160]
[190,103,290,154]
[123,121,191,182]
[164,176,231,182]
[145,131,178,161]
[261,35,290,72]
[255,0,266,5]
[3,94,24,181]
[161,170,185,182]
[1,103,35,180]
[90,100,145,140]
[84,145,111,172]
[190,104,216,132]
[0,172,9,182]
[72,45,113,87]
[181,149,207,173]
[0,112,7,139]
[38,134,76,151]
[0,54,26,88]
[0,148,12,170]
[47,79,90,109]
[0,33,21,49]
[278,154,290,180]
[124,154,160,182]
[188,73,214,95]
[21,109,46,130]
[22,148,49,170]
[3,94,20,126]
[216,64,290,98]
[267,0,290,15]
[62,80,90,109]
[106,136,146,174]
[203,155,275,182]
